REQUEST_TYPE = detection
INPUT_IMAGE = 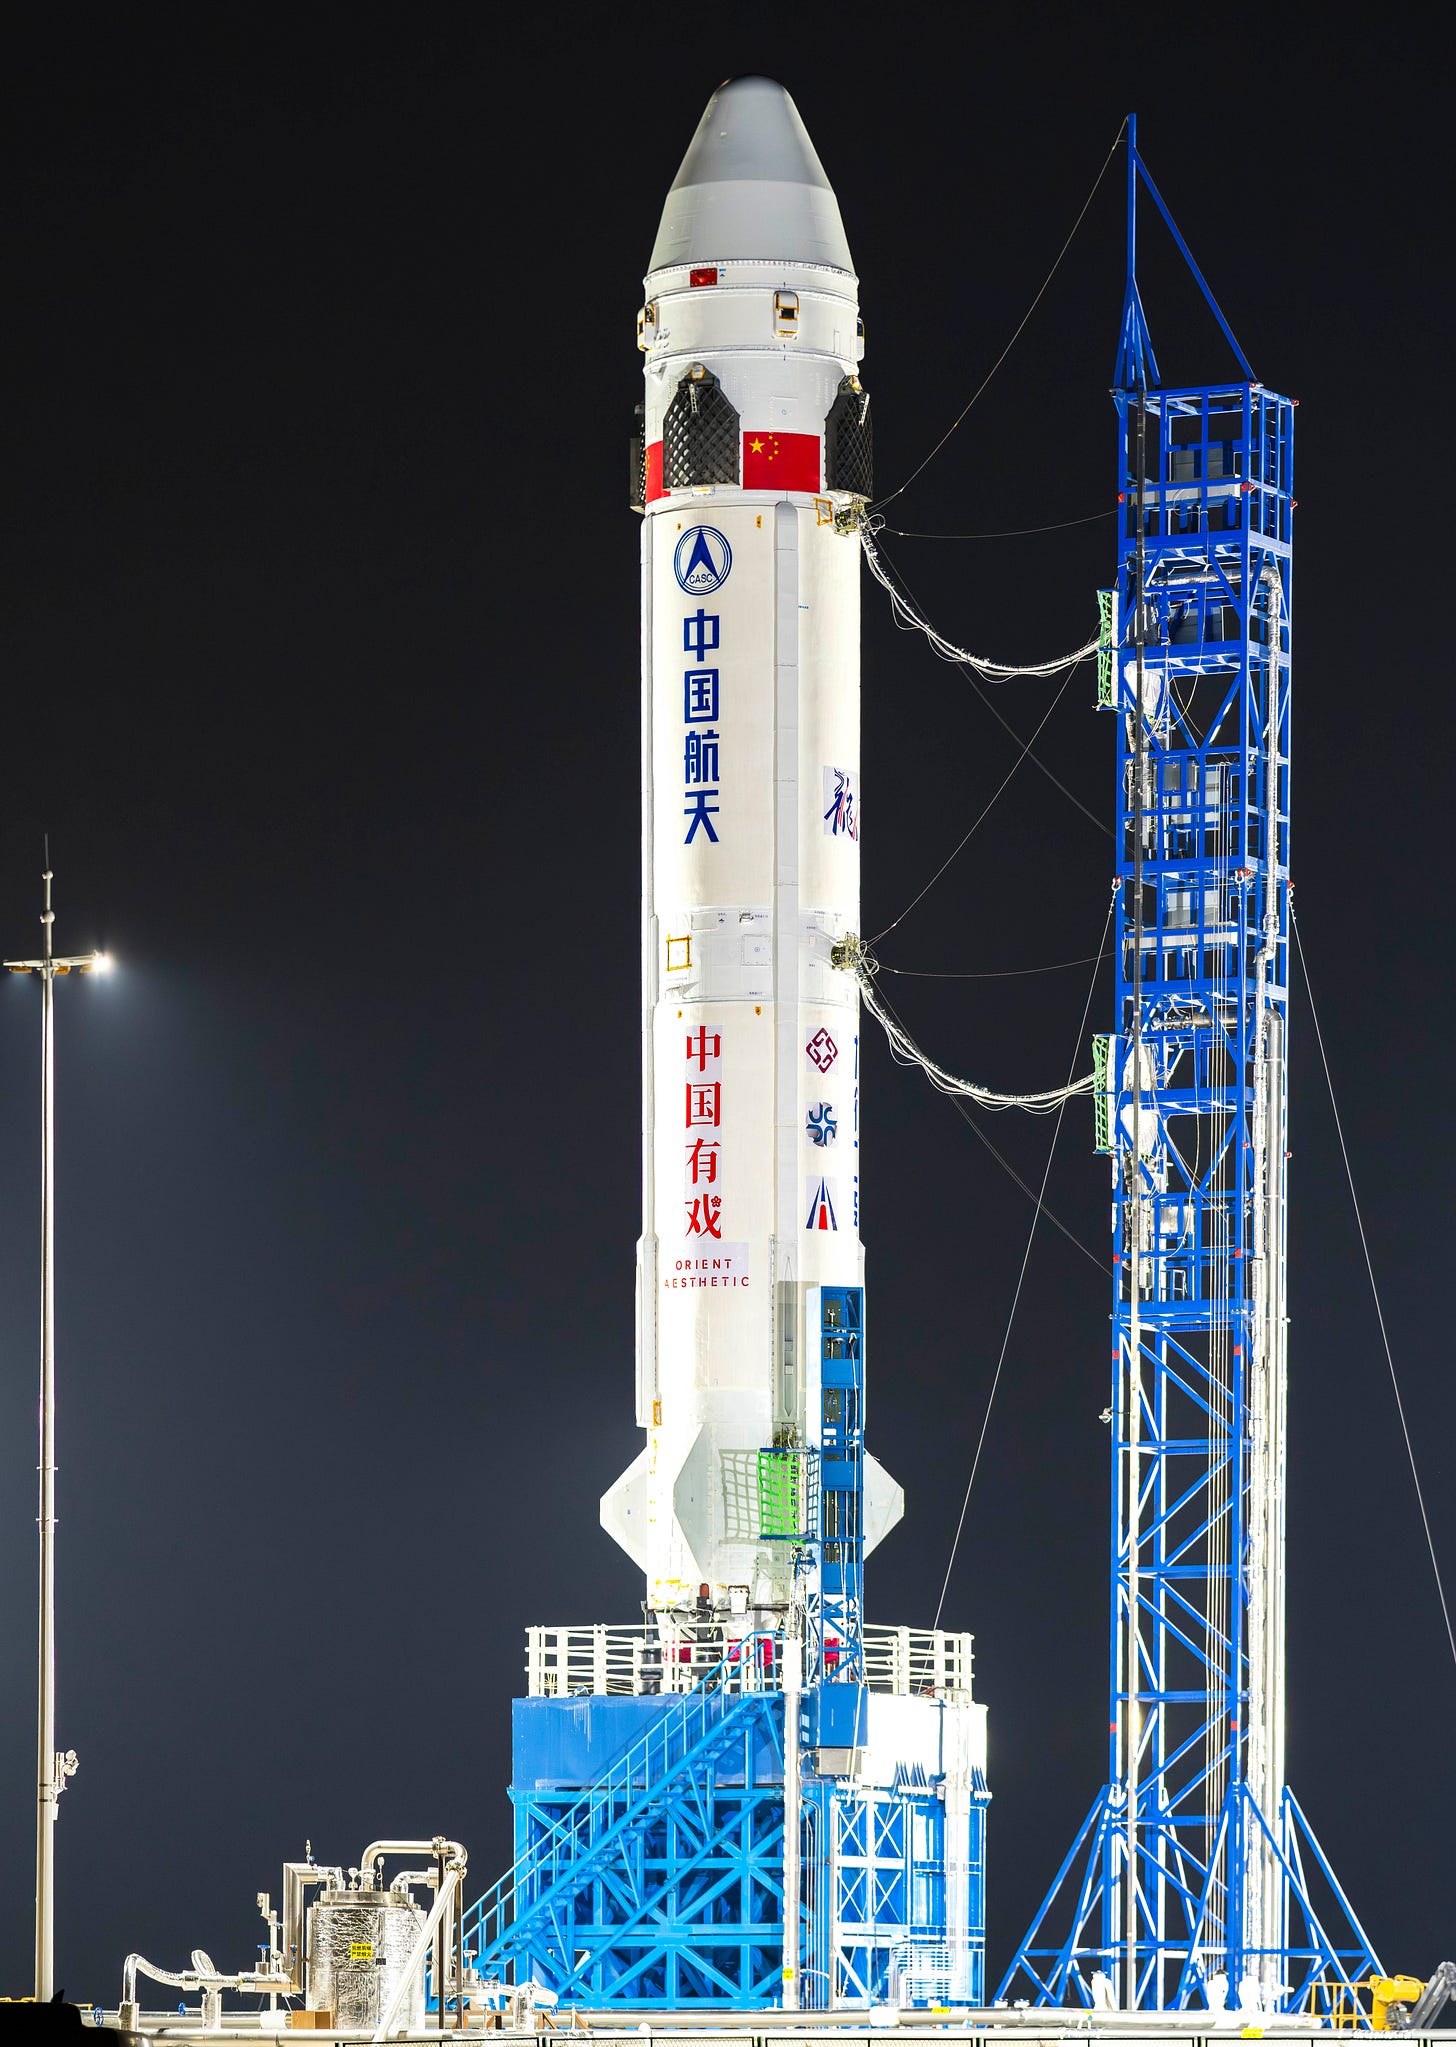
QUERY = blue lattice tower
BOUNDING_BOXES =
[1000,121,1379,2018]
[462,1283,990,2012]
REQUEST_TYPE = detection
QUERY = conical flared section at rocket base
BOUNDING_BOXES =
[603,76,903,1622]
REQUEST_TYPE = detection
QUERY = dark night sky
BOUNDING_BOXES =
[2,4,1451,2006]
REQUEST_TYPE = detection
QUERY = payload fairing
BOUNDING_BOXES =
[602,77,903,1625]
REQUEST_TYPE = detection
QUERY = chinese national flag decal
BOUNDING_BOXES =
[644,441,664,504]
[742,430,821,493]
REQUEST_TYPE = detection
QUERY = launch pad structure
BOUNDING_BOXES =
[97,88,1437,2044]
[447,96,1378,2026]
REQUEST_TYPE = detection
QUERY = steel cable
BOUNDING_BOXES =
[882,508,1117,542]
[850,940,1094,1113]
[860,533,1110,846]
[868,667,1077,944]
[861,526,1101,680]
[932,895,1116,1626]
[1292,912,1456,1678]
[871,121,1126,513]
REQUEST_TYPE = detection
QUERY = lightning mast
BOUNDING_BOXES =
[1001,121,1379,2016]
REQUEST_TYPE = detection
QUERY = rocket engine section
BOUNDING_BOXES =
[602,77,903,1628]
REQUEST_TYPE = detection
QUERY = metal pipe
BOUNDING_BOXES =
[371,1865,460,2044]
[4,874,112,2003]
[454,1861,466,2032]
[781,1629,802,2010]
[35,870,56,2003]
[1125,388,1150,2013]
[435,1841,446,2031]
[281,1862,343,1993]
[118,1948,293,2031]
[1247,563,1288,1996]
[359,1838,467,1887]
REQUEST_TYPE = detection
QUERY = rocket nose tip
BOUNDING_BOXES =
[668,76,829,195]
[648,76,853,275]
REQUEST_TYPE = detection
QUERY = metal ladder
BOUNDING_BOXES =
[461,1639,782,1986]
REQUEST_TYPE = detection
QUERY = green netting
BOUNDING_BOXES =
[1092,1034,1114,1153]
[757,1450,804,1540]
[1097,589,1117,707]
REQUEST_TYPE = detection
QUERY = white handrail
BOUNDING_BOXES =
[524,1621,973,1698]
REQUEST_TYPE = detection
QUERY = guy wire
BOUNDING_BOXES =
[932,891,1116,1627]
[872,120,1126,513]
[870,667,1077,944]
[1293,912,1456,1677]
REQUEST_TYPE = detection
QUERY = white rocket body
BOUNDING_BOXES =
[601,79,902,1625]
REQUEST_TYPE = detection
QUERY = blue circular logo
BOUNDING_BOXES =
[674,526,733,594]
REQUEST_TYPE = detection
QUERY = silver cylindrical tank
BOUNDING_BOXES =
[307,1887,426,2029]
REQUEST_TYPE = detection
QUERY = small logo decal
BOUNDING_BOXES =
[823,766,859,840]
[806,1102,838,1148]
[805,1028,838,1074]
[674,525,733,594]
[805,1176,838,1232]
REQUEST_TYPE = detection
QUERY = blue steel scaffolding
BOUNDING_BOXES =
[462,1285,989,2010]
[1001,122,1379,2017]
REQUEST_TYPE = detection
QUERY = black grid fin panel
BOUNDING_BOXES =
[629,402,646,512]
[664,370,740,488]
[825,378,873,498]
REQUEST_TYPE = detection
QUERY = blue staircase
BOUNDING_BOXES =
[463,1642,785,1998]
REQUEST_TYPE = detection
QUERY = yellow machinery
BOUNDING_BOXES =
[1369,1975,1427,2030]
[1328,1968,1456,2031]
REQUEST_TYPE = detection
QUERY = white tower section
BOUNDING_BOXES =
[602,78,903,1626]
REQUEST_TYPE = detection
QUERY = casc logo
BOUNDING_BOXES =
[674,526,732,594]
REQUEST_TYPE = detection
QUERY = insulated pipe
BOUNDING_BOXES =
[118,1949,293,2031]
[359,1837,466,1887]
[281,1863,343,1993]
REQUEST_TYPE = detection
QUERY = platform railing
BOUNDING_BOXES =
[524,1621,972,1698]
[465,1635,780,1970]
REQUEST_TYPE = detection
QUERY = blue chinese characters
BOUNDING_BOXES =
[683,606,722,845]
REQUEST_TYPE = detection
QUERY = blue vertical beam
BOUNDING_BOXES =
[809,1285,866,1685]
[1115,114,1159,394]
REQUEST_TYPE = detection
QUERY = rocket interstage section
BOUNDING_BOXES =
[602,77,902,1624]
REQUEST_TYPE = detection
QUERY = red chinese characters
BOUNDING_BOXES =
[684,1026,724,1238]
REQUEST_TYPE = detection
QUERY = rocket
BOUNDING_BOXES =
[602,77,903,1631]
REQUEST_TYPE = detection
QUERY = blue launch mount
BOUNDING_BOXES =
[1001,122,1380,2016]
[461,1287,989,2009]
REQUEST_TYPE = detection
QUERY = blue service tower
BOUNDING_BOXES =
[1002,124,1379,2016]
[458,80,988,2011]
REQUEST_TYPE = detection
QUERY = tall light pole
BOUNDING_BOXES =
[6,867,111,2001]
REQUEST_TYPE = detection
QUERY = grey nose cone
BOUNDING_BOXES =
[649,76,854,273]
